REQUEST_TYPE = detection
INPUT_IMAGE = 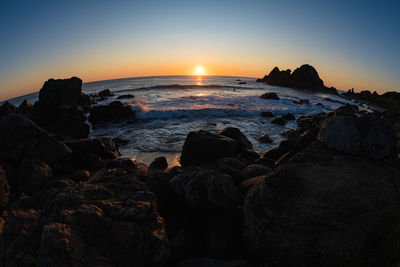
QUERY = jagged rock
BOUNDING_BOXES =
[180,130,239,166]
[257,64,338,95]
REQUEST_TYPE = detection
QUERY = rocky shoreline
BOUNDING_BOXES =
[0,77,399,266]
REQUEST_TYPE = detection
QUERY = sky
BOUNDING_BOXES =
[0,0,399,101]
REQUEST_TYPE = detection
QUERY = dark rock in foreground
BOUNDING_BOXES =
[257,64,338,95]
[245,142,400,266]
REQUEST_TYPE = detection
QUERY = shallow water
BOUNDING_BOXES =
[6,75,364,165]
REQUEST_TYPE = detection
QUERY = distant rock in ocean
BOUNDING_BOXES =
[257,64,338,95]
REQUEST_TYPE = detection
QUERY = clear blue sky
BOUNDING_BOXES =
[0,0,399,100]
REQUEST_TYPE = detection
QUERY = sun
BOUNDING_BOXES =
[195,65,206,76]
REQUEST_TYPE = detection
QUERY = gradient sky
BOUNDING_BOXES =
[0,0,399,101]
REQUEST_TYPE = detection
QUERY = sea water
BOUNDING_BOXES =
[5,75,366,165]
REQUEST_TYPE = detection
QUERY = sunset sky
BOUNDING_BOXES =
[0,0,399,101]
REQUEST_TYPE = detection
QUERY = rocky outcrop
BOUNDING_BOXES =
[257,64,338,95]
[32,77,92,139]
[343,88,400,110]
[260,92,280,100]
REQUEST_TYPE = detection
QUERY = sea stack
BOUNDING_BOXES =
[257,64,338,95]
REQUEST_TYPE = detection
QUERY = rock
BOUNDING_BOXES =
[34,169,169,266]
[17,159,53,194]
[257,64,338,95]
[238,81,246,84]
[257,134,273,143]
[149,156,168,173]
[217,157,247,171]
[64,137,119,159]
[237,149,260,165]
[34,77,91,117]
[318,116,396,159]
[112,137,130,146]
[180,130,239,166]
[18,99,32,113]
[60,170,91,182]
[170,169,241,213]
[89,101,135,124]
[98,89,113,97]
[241,164,273,179]
[335,104,359,116]
[293,99,310,105]
[261,111,274,117]
[38,223,87,266]
[271,117,286,126]
[117,94,135,99]
[260,92,280,100]
[175,258,249,267]
[105,158,137,170]
[282,113,295,120]
[318,116,362,155]
[219,127,253,150]
[0,114,72,165]
[0,101,17,117]
[240,175,266,193]
[0,167,9,214]
[244,144,400,266]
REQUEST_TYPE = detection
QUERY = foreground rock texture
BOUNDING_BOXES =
[245,143,400,266]
[257,64,338,95]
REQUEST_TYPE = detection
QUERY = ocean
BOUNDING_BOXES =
[5,75,366,165]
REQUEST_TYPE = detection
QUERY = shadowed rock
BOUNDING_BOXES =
[257,64,338,95]
[89,101,135,124]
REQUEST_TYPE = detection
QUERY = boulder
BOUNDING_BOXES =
[261,111,274,117]
[64,137,119,159]
[98,89,113,97]
[89,101,135,124]
[260,92,280,100]
[0,102,17,117]
[244,144,400,266]
[271,117,286,126]
[180,130,239,166]
[318,116,396,160]
[282,113,295,120]
[218,127,253,150]
[170,169,241,213]
[257,134,273,143]
[0,114,72,164]
[148,156,168,173]
[241,164,273,179]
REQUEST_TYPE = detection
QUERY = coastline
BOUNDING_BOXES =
[0,75,399,266]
